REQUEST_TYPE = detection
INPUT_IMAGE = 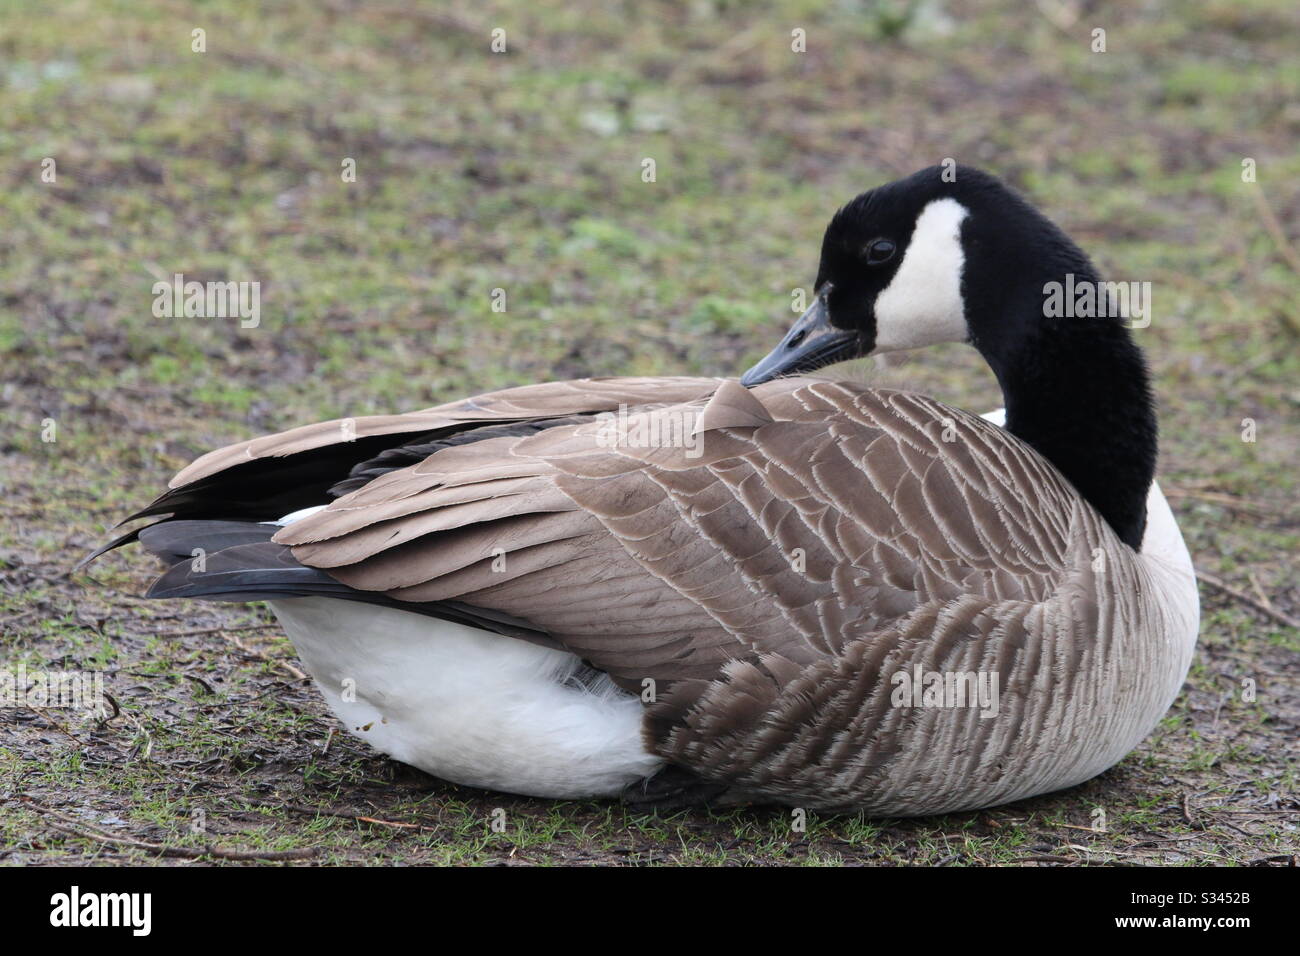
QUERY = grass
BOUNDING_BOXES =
[1,0,1297,865]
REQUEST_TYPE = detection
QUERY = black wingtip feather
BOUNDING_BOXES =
[111,518,561,650]
[138,520,278,563]
[144,540,334,599]
[74,525,149,572]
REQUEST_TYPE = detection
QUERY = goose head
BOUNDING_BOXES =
[742,165,1159,552]
[741,165,1100,386]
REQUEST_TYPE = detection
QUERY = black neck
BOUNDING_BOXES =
[975,285,1157,551]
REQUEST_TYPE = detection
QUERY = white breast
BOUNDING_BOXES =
[268,597,663,798]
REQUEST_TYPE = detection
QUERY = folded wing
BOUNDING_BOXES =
[264,378,1103,808]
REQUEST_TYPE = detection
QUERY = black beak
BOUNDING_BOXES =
[740,285,861,387]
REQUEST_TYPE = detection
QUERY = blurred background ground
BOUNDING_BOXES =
[0,0,1296,865]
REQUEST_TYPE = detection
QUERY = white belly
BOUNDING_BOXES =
[267,597,664,798]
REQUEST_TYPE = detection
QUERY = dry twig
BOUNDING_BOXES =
[1196,569,1299,630]
[20,797,317,861]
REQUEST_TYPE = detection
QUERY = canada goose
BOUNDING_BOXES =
[94,166,1198,815]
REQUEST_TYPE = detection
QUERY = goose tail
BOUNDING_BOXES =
[138,520,346,603]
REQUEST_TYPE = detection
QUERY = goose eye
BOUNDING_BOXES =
[865,239,896,265]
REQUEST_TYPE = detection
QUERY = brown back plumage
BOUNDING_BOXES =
[146,376,1190,812]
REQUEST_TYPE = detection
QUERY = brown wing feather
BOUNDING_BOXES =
[169,376,723,489]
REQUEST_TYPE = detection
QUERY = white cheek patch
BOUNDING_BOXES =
[872,197,970,352]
